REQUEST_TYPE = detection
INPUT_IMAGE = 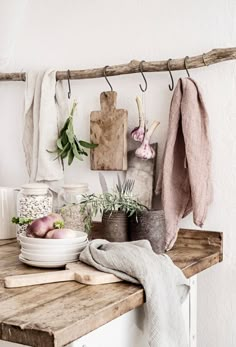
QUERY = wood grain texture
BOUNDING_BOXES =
[0,228,222,346]
[1,47,236,81]
[4,262,122,288]
[126,144,158,209]
[90,91,128,170]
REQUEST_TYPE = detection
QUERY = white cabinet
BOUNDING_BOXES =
[68,276,197,347]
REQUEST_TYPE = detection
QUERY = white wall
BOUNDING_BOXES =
[0,0,235,346]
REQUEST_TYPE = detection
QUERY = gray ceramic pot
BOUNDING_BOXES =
[101,211,128,242]
[128,210,166,254]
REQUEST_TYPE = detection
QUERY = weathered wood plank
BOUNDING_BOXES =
[0,239,17,247]
[0,282,84,321]
[0,229,223,347]
[1,326,55,347]
[168,247,221,278]
[2,283,144,347]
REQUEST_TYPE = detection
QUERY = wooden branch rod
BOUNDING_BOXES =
[1,47,236,82]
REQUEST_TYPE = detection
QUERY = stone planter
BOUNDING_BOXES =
[101,211,128,242]
[128,210,166,254]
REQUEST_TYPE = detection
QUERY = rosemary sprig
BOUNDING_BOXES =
[79,177,148,233]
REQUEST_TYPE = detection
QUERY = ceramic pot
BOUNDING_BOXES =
[128,210,166,254]
[101,211,128,242]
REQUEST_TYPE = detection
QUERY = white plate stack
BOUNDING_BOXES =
[19,231,88,268]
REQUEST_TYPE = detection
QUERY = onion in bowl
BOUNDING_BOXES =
[45,228,79,239]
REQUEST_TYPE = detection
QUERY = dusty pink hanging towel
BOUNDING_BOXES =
[156,78,213,250]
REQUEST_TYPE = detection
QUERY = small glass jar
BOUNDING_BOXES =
[58,184,89,232]
[17,183,53,239]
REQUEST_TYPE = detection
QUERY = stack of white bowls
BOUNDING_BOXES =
[19,231,88,268]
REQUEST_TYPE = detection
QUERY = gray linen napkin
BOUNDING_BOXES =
[80,239,190,347]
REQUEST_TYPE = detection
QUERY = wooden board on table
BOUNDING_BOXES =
[0,228,223,347]
[90,91,128,171]
[4,261,122,288]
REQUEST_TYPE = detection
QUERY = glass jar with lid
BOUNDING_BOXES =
[58,184,89,232]
[17,183,53,239]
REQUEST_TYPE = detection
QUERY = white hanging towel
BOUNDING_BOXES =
[23,70,68,187]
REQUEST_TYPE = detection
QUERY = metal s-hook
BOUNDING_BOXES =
[139,60,148,92]
[67,70,71,99]
[103,65,113,91]
[167,59,174,91]
[184,56,190,77]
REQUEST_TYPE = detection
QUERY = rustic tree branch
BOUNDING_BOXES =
[1,47,236,82]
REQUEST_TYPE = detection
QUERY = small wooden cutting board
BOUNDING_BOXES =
[4,261,122,288]
[90,91,128,170]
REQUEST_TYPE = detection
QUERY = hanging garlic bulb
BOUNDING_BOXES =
[135,120,160,160]
[131,96,146,142]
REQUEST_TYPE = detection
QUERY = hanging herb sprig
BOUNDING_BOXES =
[50,101,98,166]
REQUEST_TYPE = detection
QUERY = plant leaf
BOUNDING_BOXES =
[56,137,64,150]
[79,140,98,149]
[59,117,70,136]
[74,136,82,151]
[66,120,75,144]
[72,143,83,161]
[61,147,69,159]
[61,131,68,147]
[54,142,70,160]
[47,149,58,154]
[11,217,33,225]
[68,148,74,165]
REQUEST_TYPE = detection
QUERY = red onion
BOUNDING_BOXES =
[26,213,64,238]
[45,228,78,239]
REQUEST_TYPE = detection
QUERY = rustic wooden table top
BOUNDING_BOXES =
[0,229,223,347]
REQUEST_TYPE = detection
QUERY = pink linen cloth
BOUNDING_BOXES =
[156,78,212,250]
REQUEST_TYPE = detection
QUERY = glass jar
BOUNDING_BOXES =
[17,183,53,239]
[58,184,89,232]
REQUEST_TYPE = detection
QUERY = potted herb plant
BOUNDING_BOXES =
[80,178,147,242]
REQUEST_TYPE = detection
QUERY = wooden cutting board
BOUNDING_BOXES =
[90,91,128,170]
[4,261,122,288]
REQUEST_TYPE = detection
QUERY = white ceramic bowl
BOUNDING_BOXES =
[19,231,88,245]
[19,255,68,268]
[21,250,80,262]
[20,240,88,252]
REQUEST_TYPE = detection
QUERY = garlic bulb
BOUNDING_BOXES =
[135,120,160,160]
[131,96,146,142]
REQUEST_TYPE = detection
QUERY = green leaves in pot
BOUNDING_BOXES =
[49,101,98,166]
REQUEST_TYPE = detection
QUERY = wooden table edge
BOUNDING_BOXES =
[0,229,223,347]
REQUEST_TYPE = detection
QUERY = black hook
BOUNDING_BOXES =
[184,56,190,77]
[139,60,148,92]
[167,59,174,91]
[67,70,71,99]
[103,66,113,91]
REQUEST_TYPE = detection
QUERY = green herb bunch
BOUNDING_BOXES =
[51,101,98,166]
[80,178,148,233]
